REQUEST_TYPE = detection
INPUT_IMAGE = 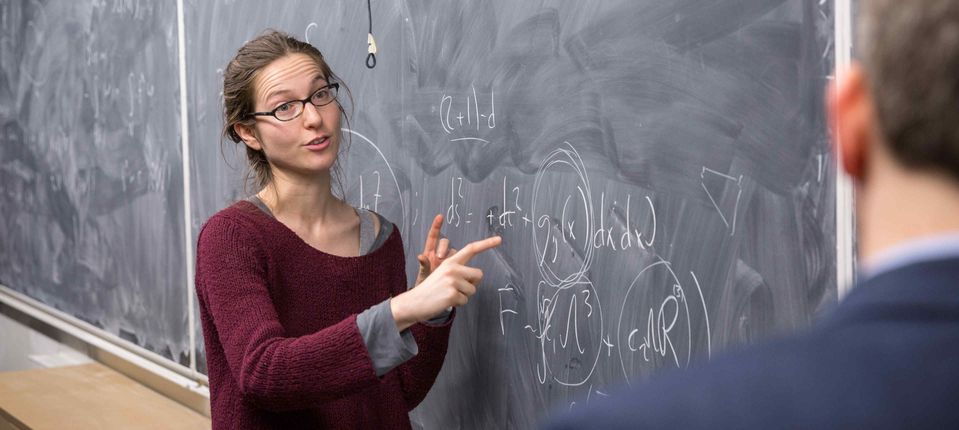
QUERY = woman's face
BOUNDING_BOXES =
[238,53,342,181]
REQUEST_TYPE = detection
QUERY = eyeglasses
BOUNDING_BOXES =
[248,83,340,122]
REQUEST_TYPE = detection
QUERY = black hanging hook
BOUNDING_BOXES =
[366,0,377,69]
[366,36,377,69]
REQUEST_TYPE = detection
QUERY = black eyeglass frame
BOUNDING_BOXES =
[247,83,340,122]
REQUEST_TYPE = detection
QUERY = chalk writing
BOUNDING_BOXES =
[617,261,711,385]
[440,84,495,143]
[701,167,743,235]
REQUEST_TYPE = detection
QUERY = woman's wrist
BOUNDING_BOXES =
[389,293,417,331]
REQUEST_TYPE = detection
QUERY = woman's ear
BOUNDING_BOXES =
[234,122,262,151]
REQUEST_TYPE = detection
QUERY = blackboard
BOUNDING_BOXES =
[187,0,836,427]
[0,1,190,364]
[2,0,836,428]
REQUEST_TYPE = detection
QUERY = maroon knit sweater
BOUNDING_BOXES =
[195,201,453,429]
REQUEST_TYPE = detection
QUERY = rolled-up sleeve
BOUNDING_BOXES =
[356,298,419,377]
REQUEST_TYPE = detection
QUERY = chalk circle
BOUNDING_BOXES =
[339,128,408,237]
[530,142,594,288]
[534,277,604,387]
[305,23,318,45]
[616,260,697,386]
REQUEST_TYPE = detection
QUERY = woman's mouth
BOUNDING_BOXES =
[305,136,330,151]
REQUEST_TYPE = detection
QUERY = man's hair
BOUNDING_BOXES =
[859,0,959,181]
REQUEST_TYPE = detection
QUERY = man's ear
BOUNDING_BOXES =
[234,122,263,151]
[829,62,877,182]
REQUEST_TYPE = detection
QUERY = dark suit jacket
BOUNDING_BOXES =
[544,257,959,429]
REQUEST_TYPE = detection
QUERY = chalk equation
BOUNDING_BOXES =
[439,84,496,144]
[499,142,710,391]
[335,133,728,397]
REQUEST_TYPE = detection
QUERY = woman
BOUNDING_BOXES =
[195,30,501,429]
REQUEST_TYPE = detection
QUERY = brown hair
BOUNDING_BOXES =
[859,0,959,181]
[221,29,353,194]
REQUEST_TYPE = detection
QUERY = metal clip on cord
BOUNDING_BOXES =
[366,33,377,69]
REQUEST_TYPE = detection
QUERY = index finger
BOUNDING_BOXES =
[447,236,502,265]
[421,214,444,255]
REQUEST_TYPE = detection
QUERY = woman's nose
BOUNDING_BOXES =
[301,101,324,127]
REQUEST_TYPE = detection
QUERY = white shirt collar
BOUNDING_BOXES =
[860,232,959,281]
